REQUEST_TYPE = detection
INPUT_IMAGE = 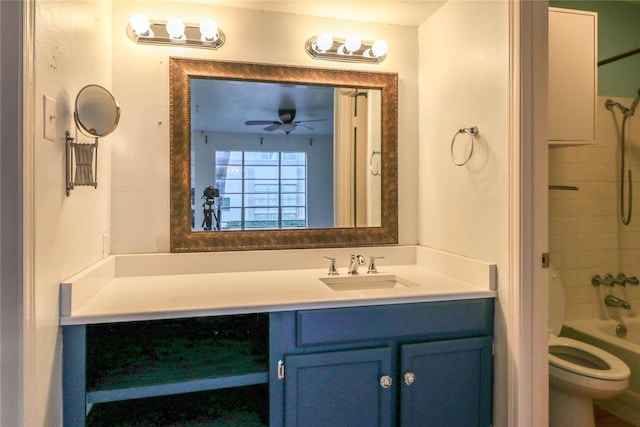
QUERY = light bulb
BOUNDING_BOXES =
[344,35,362,54]
[130,14,151,36]
[371,40,388,58]
[166,18,185,39]
[200,19,218,42]
[315,33,333,52]
[280,123,296,134]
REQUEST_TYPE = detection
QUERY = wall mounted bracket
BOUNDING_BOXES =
[65,84,119,196]
[65,131,98,196]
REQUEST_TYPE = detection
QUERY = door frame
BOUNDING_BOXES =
[508,1,549,426]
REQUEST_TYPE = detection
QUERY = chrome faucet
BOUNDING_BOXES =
[605,295,631,310]
[323,256,339,276]
[592,272,639,287]
[367,256,385,274]
[348,254,366,275]
[616,273,639,286]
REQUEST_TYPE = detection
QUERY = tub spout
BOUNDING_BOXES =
[605,295,631,310]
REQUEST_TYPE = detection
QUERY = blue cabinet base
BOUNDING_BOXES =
[272,299,494,426]
[63,299,493,426]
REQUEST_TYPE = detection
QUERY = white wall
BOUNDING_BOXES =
[110,1,420,253]
[31,1,112,424]
[418,2,509,426]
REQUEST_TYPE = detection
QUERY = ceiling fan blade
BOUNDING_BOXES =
[295,124,314,130]
[263,124,280,132]
[245,120,279,125]
[293,119,328,124]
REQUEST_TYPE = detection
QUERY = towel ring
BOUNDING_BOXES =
[370,150,381,176]
[450,126,478,166]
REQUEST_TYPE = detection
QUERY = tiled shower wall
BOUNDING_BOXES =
[550,96,640,321]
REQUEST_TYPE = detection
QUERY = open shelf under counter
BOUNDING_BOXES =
[85,315,269,404]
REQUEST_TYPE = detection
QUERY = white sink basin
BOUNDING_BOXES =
[319,274,418,291]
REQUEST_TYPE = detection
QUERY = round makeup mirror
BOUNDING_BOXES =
[74,84,120,137]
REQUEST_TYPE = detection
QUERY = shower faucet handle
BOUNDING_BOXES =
[591,273,636,287]
[603,273,617,287]
[621,274,639,286]
[616,273,628,287]
[592,274,615,287]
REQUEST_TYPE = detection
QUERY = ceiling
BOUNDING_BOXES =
[209,1,446,27]
[191,78,336,135]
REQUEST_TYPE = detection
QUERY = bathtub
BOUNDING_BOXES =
[563,318,640,426]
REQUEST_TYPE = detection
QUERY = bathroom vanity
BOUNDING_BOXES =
[60,247,496,426]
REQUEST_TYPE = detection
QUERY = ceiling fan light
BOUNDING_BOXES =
[280,123,296,133]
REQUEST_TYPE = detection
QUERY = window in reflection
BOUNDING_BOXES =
[212,150,307,230]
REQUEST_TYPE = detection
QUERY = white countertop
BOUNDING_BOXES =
[60,246,497,325]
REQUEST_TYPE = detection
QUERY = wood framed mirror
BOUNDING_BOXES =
[170,57,397,252]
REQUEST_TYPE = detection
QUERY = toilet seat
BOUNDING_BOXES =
[548,336,630,381]
[546,265,630,427]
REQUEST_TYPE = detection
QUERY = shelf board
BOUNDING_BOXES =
[87,371,268,404]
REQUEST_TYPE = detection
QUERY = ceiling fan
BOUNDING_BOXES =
[244,109,327,134]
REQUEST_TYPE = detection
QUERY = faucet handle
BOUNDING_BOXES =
[323,256,339,276]
[616,273,628,287]
[591,274,603,286]
[367,256,385,274]
[602,273,616,287]
[618,273,639,286]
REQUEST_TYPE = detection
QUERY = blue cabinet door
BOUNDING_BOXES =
[284,347,394,427]
[400,336,493,427]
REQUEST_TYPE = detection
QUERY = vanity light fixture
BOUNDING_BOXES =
[305,34,388,63]
[126,14,225,49]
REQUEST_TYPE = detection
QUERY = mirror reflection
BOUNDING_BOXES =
[170,58,397,252]
[190,78,382,232]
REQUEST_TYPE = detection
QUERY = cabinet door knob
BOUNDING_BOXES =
[404,372,416,386]
[379,375,393,389]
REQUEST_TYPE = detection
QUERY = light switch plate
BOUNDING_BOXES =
[43,95,56,141]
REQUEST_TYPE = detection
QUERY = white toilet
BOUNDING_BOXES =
[548,265,630,427]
